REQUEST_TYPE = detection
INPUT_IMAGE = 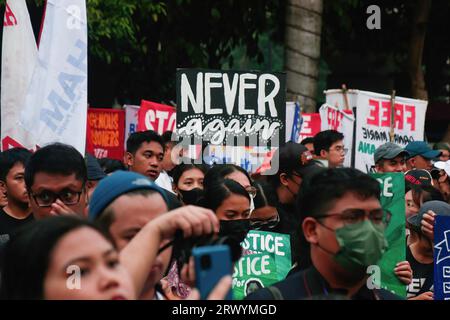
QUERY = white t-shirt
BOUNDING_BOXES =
[155,170,175,194]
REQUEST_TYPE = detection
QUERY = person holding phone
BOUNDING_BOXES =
[0,205,231,300]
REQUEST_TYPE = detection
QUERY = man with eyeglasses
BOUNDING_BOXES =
[247,168,402,300]
[313,130,347,168]
[24,143,88,220]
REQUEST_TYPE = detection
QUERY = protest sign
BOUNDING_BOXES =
[19,0,88,154]
[297,113,320,143]
[232,230,291,300]
[1,0,38,151]
[137,100,176,135]
[86,108,124,160]
[324,89,358,111]
[319,104,355,168]
[124,104,139,147]
[434,215,450,300]
[371,172,406,297]
[176,69,286,148]
[326,89,427,172]
[356,91,427,173]
[203,145,272,173]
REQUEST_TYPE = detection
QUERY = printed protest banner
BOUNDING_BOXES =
[1,0,38,151]
[86,108,125,160]
[232,230,291,300]
[371,172,406,297]
[19,0,88,154]
[124,104,139,147]
[319,104,355,168]
[137,100,176,135]
[434,215,450,300]
[203,145,272,173]
[297,113,320,143]
[176,69,286,149]
[356,91,427,173]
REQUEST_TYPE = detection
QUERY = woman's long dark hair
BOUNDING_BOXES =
[202,179,251,212]
[0,216,114,300]
[203,164,252,190]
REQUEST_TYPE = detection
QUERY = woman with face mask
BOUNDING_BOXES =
[0,211,231,300]
[172,164,208,206]
[250,181,280,231]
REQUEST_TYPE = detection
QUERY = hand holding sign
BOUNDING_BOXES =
[421,210,436,241]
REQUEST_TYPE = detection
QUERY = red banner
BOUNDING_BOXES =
[298,113,321,142]
[138,100,176,135]
[86,108,125,160]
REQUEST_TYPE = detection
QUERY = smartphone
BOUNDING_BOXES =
[192,245,233,300]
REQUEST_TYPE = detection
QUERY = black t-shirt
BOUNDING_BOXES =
[406,244,434,298]
[0,208,34,244]
[245,266,403,300]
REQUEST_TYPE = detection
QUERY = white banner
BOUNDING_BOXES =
[1,0,38,150]
[124,104,139,148]
[19,0,88,153]
[355,90,427,173]
[319,104,355,168]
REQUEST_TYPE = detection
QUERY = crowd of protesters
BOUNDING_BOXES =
[0,128,449,300]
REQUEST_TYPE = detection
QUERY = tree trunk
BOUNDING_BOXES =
[285,0,323,112]
[408,0,431,101]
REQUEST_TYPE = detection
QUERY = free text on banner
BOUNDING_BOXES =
[434,216,450,300]
[319,104,355,168]
[371,172,406,297]
[1,0,38,151]
[356,91,427,173]
[176,69,286,148]
[232,230,291,300]
[19,0,88,154]
[137,100,176,135]
[86,108,125,160]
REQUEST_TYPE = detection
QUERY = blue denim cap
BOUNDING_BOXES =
[88,170,168,221]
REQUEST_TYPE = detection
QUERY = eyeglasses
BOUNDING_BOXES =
[250,213,280,230]
[329,146,348,155]
[245,186,257,198]
[31,189,84,207]
[314,208,391,227]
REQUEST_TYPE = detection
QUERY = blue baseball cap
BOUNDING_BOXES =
[88,170,168,221]
[407,201,450,231]
[405,141,441,160]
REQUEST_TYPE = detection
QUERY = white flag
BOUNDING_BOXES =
[20,0,88,153]
[1,0,38,150]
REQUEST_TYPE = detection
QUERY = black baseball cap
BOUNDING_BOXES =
[272,141,324,179]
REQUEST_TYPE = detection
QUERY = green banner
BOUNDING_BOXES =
[371,172,406,297]
[232,230,291,300]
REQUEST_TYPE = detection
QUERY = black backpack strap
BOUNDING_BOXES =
[267,285,284,300]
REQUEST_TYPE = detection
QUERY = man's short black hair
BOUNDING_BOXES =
[126,130,165,155]
[24,143,87,190]
[0,148,32,182]
[161,131,177,148]
[294,168,380,269]
[300,137,314,145]
[313,130,344,156]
